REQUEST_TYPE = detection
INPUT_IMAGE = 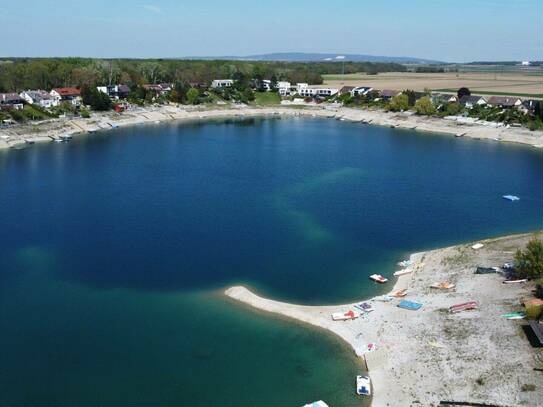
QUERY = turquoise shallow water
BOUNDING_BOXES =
[1,117,543,406]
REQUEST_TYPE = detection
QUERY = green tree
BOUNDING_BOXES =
[81,86,112,111]
[515,237,543,279]
[186,88,199,105]
[388,94,409,112]
[414,96,436,116]
[445,102,463,116]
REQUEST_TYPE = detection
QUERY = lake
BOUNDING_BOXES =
[1,117,543,406]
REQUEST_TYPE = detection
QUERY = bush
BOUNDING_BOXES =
[528,118,542,131]
[515,237,543,279]
[80,108,91,118]
[388,94,409,112]
[414,96,436,116]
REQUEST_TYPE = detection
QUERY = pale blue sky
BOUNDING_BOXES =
[1,0,542,61]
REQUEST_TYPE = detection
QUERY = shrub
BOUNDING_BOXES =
[388,94,409,112]
[414,96,436,116]
[515,237,543,279]
[80,108,91,118]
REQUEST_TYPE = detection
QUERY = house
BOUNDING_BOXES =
[431,93,458,106]
[520,99,541,116]
[459,95,487,109]
[277,81,291,96]
[296,84,338,98]
[351,86,373,97]
[487,96,522,108]
[339,86,355,95]
[50,87,81,106]
[0,93,24,110]
[97,85,131,100]
[211,79,234,89]
[142,84,172,95]
[20,90,58,108]
[379,90,402,100]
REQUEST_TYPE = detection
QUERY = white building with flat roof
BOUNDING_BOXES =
[211,79,234,89]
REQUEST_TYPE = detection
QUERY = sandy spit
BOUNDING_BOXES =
[226,233,543,407]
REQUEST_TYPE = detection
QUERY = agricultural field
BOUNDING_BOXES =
[323,69,543,98]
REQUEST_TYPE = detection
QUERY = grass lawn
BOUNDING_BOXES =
[433,88,543,99]
[253,92,281,106]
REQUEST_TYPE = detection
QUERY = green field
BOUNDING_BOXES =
[253,92,281,105]
[433,89,543,99]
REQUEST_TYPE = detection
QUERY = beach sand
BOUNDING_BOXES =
[226,233,543,406]
[1,104,542,151]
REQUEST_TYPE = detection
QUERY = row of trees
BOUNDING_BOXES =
[0,58,406,93]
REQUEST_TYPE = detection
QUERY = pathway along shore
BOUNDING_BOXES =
[226,233,543,406]
[1,104,543,150]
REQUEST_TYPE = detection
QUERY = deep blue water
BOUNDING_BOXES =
[1,117,542,406]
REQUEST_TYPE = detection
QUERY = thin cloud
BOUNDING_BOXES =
[142,4,162,14]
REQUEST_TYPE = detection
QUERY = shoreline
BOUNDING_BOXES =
[225,233,543,406]
[1,104,542,151]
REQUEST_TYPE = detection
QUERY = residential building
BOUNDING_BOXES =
[487,96,522,108]
[520,99,541,116]
[277,81,291,96]
[211,79,234,89]
[351,86,373,97]
[20,90,58,108]
[296,84,338,98]
[50,87,81,106]
[97,84,131,100]
[339,86,355,95]
[379,90,402,101]
[431,93,458,106]
[0,93,24,110]
[459,95,487,108]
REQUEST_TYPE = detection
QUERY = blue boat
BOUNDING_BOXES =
[397,300,423,311]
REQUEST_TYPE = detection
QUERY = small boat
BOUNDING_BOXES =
[471,243,484,250]
[475,266,500,274]
[398,300,423,311]
[375,295,394,302]
[397,260,412,267]
[503,195,520,202]
[370,274,388,284]
[501,311,526,320]
[391,288,408,297]
[394,268,412,277]
[332,310,360,321]
[356,375,371,396]
[449,301,478,313]
[503,278,528,284]
[430,281,455,290]
[303,401,329,407]
[354,302,374,313]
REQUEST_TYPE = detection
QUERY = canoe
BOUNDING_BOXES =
[394,268,412,277]
[391,289,408,297]
[449,301,478,313]
[500,311,526,320]
[503,279,528,284]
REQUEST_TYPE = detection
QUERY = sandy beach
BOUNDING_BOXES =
[1,104,542,151]
[226,233,543,406]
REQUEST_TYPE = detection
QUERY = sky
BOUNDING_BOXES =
[1,0,542,62]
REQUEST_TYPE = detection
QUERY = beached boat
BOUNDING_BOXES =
[501,311,526,320]
[475,266,500,274]
[370,274,388,283]
[502,195,520,201]
[391,288,408,297]
[354,302,374,313]
[397,260,412,267]
[356,375,371,396]
[394,268,412,277]
[331,310,360,321]
[503,278,528,284]
[375,295,394,302]
[430,281,455,290]
[302,401,329,407]
[398,300,423,311]
[471,243,484,250]
[449,301,478,313]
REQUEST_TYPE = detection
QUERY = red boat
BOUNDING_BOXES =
[449,301,478,313]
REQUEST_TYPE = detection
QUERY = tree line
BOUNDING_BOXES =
[0,58,406,92]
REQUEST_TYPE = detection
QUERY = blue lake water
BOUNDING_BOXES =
[1,117,543,406]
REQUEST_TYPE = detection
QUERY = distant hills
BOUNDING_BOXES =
[183,52,444,64]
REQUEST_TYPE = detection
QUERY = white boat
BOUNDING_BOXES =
[370,274,388,283]
[394,268,412,277]
[471,243,484,250]
[356,375,371,396]
[303,401,329,407]
[332,310,360,321]
[503,195,520,201]
[503,278,528,284]
[397,260,412,267]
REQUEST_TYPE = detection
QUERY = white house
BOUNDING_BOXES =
[20,90,58,108]
[521,61,531,66]
[351,86,373,97]
[97,84,131,100]
[50,88,82,107]
[277,81,291,96]
[296,84,339,98]
[211,79,234,89]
